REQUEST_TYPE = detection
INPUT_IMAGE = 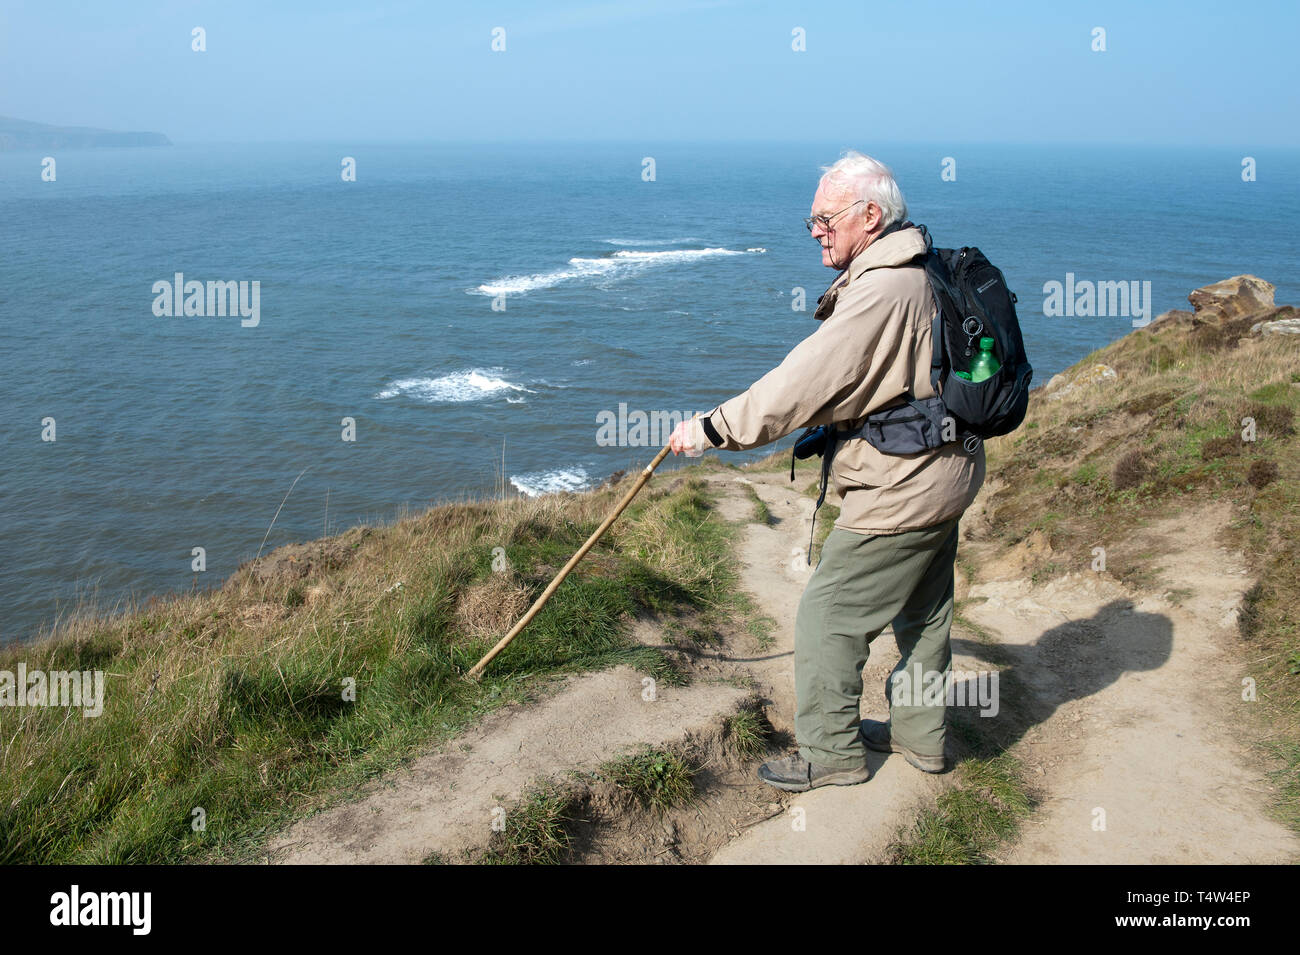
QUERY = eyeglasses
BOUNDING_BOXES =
[804,199,864,233]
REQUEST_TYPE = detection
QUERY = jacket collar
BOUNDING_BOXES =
[845,224,927,282]
[813,224,927,321]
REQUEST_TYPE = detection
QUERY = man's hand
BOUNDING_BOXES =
[669,417,706,457]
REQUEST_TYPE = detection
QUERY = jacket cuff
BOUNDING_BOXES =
[700,413,723,448]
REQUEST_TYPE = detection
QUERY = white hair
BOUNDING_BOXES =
[819,150,908,228]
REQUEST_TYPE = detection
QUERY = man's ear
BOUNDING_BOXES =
[864,201,884,232]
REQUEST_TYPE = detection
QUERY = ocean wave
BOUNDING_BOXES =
[510,466,592,498]
[473,246,765,296]
[602,237,700,247]
[374,368,533,404]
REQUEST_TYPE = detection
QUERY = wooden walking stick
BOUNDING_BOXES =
[466,441,675,680]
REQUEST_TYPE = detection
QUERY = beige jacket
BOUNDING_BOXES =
[690,225,985,534]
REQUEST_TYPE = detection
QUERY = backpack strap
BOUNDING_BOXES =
[806,429,840,565]
[929,301,946,395]
[912,228,947,396]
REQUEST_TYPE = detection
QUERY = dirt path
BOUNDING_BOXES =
[267,667,751,864]
[710,469,1297,864]
[265,465,1300,864]
[962,502,1298,863]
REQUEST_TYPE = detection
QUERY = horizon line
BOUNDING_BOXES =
[6,137,1296,151]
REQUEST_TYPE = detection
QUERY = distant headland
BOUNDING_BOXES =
[0,115,171,151]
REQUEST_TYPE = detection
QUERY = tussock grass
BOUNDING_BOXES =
[887,754,1033,864]
[601,746,698,810]
[724,700,772,760]
[478,784,581,866]
[0,473,740,863]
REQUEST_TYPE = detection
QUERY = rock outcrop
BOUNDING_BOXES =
[1187,274,1276,319]
[1043,363,1119,400]
[1146,274,1292,339]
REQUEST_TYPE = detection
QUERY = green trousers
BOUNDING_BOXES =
[794,517,960,769]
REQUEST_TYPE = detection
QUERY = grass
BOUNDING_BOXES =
[21,294,1281,865]
[724,700,772,760]
[887,754,1034,864]
[1224,435,1300,830]
[742,483,773,525]
[984,321,1299,563]
[601,746,698,810]
[0,472,745,864]
[741,598,778,651]
[477,784,582,865]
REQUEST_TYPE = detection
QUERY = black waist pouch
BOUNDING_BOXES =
[846,396,950,456]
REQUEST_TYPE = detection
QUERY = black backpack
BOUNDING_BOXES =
[916,223,1033,447]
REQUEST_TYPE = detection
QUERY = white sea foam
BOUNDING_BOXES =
[473,246,765,296]
[510,466,592,497]
[374,368,532,403]
[602,237,699,247]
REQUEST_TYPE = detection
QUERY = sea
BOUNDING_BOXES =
[2,141,1298,642]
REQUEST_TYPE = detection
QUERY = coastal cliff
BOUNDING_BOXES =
[0,115,172,150]
[2,275,1297,864]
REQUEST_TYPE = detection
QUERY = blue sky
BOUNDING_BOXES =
[1,0,1296,145]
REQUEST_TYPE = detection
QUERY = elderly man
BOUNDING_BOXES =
[669,151,984,792]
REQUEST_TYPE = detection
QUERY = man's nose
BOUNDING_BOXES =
[811,222,828,240]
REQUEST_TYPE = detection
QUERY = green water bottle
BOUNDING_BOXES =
[968,336,1001,383]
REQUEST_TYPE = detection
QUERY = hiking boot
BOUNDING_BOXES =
[757,752,870,792]
[857,720,946,774]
